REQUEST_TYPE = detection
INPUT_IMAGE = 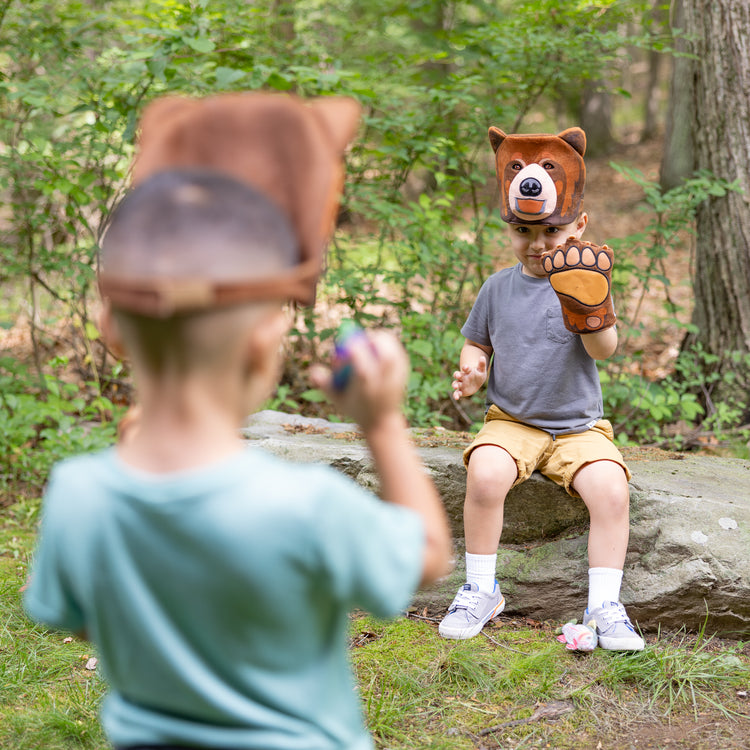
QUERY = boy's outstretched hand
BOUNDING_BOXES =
[452,358,488,401]
[541,236,616,334]
[310,329,409,433]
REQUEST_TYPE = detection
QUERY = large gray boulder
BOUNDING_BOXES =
[243,410,750,636]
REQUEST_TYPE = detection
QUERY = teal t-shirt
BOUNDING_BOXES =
[24,446,424,749]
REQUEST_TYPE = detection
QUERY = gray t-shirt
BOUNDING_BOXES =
[461,263,603,435]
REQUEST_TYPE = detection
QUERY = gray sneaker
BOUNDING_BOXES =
[438,582,505,640]
[584,601,645,651]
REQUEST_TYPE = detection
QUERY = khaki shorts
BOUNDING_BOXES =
[463,405,631,497]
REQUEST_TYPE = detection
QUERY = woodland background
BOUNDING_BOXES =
[0,0,749,506]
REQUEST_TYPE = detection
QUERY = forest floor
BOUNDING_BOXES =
[350,610,750,750]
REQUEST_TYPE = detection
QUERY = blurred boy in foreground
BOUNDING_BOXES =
[24,93,452,750]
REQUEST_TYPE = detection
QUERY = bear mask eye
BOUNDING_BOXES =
[542,161,555,170]
[510,162,523,171]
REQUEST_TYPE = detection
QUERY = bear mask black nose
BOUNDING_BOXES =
[520,177,542,197]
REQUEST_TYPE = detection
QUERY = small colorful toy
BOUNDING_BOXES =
[556,620,598,652]
[332,321,366,391]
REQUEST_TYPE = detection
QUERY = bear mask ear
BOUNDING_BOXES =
[488,126,507,154]
[557,127,586,157]
[309,97,361,155]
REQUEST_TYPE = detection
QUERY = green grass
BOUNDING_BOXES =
[3,507,749,750]
[350,614,750,748]
[596,625,748,719]
[0,538,107,750]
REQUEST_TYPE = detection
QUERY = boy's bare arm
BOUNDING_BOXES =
[310,331,453,586]
[580,325,618,360]
[364,411,453,585]
[452,340,492,400]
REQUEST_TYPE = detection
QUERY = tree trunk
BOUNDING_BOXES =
[641,0,666,143]
[579,79,614,157]
[269,0,295,46]
[684,0,750,414]
[660,0,694,189]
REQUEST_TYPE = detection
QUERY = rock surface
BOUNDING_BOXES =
[243,410,750,636]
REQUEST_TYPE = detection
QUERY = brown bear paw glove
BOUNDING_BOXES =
[541,237,616,334]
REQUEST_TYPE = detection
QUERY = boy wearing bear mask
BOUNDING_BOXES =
[438,127,644,651]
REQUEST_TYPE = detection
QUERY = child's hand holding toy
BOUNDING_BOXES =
[311,323,408,432]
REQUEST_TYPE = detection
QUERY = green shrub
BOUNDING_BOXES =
[602,167,745,449]
[0,357,119,504]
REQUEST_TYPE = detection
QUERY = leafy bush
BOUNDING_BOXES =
[601,167,745,449]
[0,0,658,409]
[601,345,739,449]
[4,0,743,457]
[607,165,741,346]
[0,357,119,504]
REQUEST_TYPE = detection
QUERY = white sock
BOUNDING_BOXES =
[588,567,623,611]
[465,552,497,593]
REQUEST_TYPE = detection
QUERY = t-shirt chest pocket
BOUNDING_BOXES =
[545,306,576,344]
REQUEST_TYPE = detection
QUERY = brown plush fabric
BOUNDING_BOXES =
[488,127,586,226]
[100,92,361,313]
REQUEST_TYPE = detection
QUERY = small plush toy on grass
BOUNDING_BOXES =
[557,620,598,652]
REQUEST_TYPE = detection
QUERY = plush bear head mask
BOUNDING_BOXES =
[99,92,361,316]
[488,127,586,226]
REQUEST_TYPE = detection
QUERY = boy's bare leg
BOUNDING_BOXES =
[439,445,516,639]
[463,444,518,554]
[572,459,629,569]
[573,459,644,650]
